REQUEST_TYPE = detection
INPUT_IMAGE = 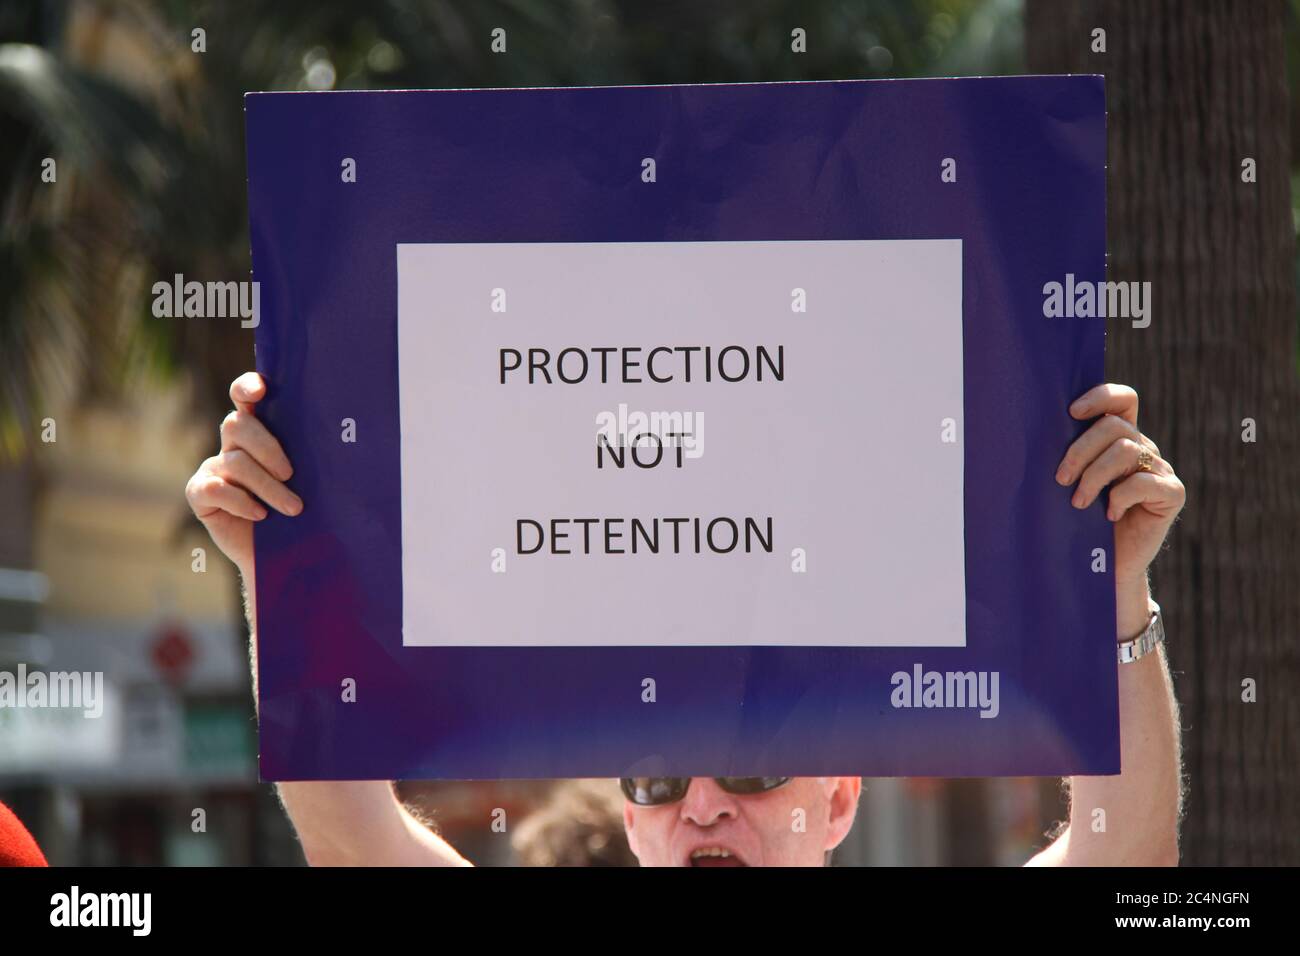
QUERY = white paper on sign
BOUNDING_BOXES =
[396,239,964,647]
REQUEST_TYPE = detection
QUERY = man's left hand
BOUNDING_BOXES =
[1055,383,1186,604]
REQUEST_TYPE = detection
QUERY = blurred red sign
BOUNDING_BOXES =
[150,626,195,684]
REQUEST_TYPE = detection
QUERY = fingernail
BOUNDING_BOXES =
[287,496,303,516]
[254,507,268,521]
[1071,492,1084,508]
[1070,400,1087,416]
[1055,464,1070,485]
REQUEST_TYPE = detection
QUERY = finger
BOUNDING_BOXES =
[214,449,303,516]
[1107,471,1186,522]
[186,471,268,522]
[220,409,293,481]
[1073,437,1166,509]
[1056,413,1144,485]
[230,372,267,415]
[1069,383,1139,426]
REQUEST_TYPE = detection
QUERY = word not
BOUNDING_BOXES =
[499,344,784,385]
[890,664,1000,718]
[597,432,693,470]
[151,273,260,328]
[0,664,104,718]
[50,886,151,936]
[595,403,705,459]
[516,516,774,555]
[1042,273,1152,328]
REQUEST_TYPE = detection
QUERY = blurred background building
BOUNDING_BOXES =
[2,0,1296,865]
[0,374,289,864]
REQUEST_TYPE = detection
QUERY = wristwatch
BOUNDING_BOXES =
[1118,601,1164,664]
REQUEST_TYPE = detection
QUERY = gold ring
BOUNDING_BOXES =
[1136,447,1154,473]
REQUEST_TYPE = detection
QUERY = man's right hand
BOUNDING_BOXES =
[185,372,468,866]
[185,372,302,580]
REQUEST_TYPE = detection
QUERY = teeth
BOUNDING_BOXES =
[690,847,733,859]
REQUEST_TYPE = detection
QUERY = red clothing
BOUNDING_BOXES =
[0,800,47,866]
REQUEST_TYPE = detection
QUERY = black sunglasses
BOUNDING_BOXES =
[621,776,793,806]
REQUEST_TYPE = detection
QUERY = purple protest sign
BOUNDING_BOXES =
[245,77,1115,781]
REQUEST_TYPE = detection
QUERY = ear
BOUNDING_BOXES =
[623,801,642,861]
[823,777,862,851]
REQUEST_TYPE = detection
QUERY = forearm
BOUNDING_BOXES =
[276,780,471,867]
[241,567,469,867]
[1029,576,1182,866]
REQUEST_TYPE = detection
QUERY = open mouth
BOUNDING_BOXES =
[688,847,747,867]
